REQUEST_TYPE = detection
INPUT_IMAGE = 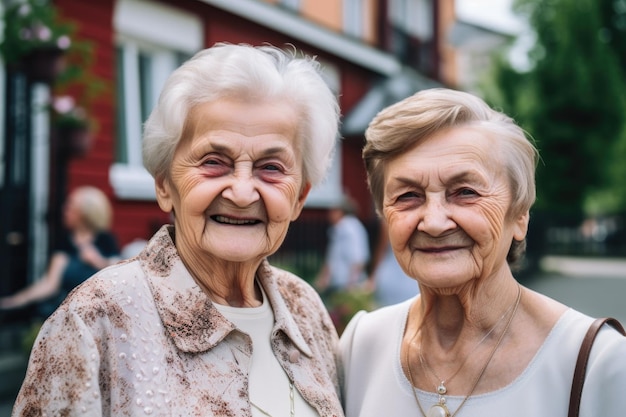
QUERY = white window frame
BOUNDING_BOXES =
[343,0,363,38]
[109,0,343,206]
[389,0,433,41]
[109,0,202,200]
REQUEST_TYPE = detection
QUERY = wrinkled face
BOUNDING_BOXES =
[381,126,528,289]
[156,98,310,265]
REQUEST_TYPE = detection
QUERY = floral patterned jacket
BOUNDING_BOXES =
[13,225,344,417]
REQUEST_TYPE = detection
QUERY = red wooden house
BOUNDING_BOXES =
[1,0,454,294]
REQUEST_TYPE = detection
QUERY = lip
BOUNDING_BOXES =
[418,246,461,253]
[414,241,470,253]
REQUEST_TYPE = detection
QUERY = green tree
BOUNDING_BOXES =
[487,0,626,219]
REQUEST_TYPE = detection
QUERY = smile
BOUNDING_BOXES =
[419,245,464,253]
[212,215,260,225]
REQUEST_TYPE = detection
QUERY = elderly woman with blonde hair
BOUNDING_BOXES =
[13,43,344,417]
[339,88,626,417]
[0,186,120,317]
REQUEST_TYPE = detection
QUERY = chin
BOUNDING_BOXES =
[417,268,474,289]
[212,242,271,263]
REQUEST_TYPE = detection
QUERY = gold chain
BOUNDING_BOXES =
[404,285,522,417]
[250,382,296,417]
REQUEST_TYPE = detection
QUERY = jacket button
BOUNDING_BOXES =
[288,350,300,363]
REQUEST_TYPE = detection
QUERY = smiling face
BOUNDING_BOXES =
[382,126,528,290]
[155,98,310,270]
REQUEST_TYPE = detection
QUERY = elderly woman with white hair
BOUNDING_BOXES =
[13,43,344,417]
[339,88,626,417]
[0,186,120,317]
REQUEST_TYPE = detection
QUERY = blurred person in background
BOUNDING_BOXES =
[339,88,626,417]
[314,194,370,299]
[366,218,419,307]
[12,43,344,416]
[0,185,120,318]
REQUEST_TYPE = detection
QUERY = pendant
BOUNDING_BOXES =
[426,403,449,417]
[437,382,447,395]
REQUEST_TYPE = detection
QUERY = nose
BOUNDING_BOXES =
[221,169,260,207]
[417,194,455,236]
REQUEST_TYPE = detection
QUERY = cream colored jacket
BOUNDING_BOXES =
[14,225,343,417]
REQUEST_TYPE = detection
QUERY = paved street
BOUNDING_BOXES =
[0,256,624,416]
[526,256,626,324]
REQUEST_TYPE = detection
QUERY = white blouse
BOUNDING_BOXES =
[339,300,626,417]
[215,288,318,417]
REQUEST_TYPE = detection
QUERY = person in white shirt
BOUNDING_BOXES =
[315,195,370,298]
[339,88,626,417]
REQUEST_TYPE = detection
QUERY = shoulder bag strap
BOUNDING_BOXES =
[568,317,626,417]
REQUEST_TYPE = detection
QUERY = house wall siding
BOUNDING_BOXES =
[51,0,383,250]
[56,0,170,247]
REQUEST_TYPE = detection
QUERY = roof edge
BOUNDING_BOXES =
[199,0,401,76]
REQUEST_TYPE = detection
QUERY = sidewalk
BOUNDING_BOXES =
[540,255,626,278]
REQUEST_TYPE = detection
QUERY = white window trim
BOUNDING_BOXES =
[110,163,157,200]
[343,0,363,38]
[109,0,344,207]
[113,0,203,53]
[109,0,202,201]
[119,42,142,167]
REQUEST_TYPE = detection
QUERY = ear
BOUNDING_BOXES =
[155,175,174,214]
[291,182,312,221]
[513,210,530,241]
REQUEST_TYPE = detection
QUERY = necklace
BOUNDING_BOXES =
[250,382,295,417]
[418,295,518,399]
[404,285,522,417]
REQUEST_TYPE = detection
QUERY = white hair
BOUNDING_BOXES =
[142,43,340,186]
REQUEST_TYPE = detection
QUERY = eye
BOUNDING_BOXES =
[257,157,289,175]
[456,187,479,198]
[201,152,228,165]
[203,158,220,165]
[393,191,424,208]
[397,191,418,201]
[254,160,288,183]
[261,163,282,172]
[200,154,231,176]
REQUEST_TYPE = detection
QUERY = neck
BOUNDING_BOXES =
[72,226,95,245]
[406,282,522,393]
[418,277,521,351]
[185,255,264,308]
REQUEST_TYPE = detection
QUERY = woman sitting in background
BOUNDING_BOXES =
[0,185,120,317]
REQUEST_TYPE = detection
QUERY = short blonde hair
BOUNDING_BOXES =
[364,88,539,269]
[71,186,112,232]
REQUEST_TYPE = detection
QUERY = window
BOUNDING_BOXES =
[110,0,202,200]
[343,0,363,38]
[387,0,435,73]
[389,0,433,41]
